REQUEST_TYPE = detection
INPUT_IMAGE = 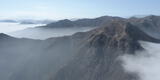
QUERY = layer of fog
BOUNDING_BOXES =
[121,41,160,80]
[0,22,94,39]
[8,27,94,39]
[0,22,44,33]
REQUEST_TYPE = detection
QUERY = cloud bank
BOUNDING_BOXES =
[121,41,160,80]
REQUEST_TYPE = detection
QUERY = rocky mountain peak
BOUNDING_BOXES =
[86,19,160,54]
[87,20,139,53]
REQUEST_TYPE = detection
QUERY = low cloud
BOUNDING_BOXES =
[120,41,160,80]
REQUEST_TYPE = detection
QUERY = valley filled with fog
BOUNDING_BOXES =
[0,22,43,33]
[0,22,94,39]
[9,27,94,39]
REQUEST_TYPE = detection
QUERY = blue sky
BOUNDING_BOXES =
[0,0,160,20]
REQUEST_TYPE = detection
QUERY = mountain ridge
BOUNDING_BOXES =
[41,16,124,28]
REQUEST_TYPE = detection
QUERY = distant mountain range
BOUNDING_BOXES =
[44,15,160,37]
[0,15,160,80]
[42,16,124,28]
[10,15,160,39]
[0,19,17,23]
[36,15,160,31]
[0,19,53,24]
